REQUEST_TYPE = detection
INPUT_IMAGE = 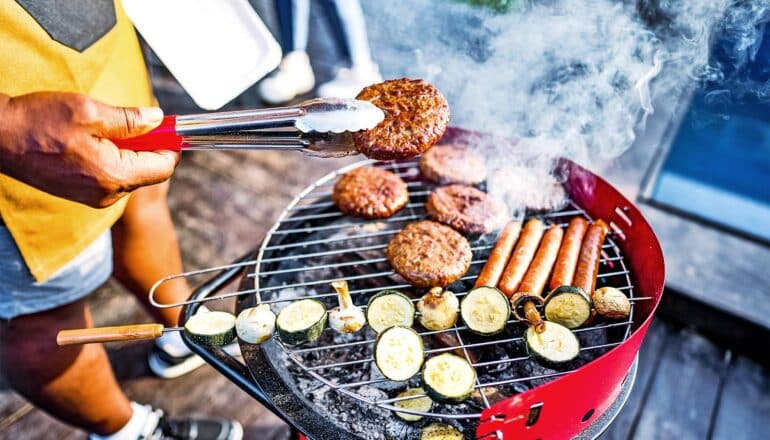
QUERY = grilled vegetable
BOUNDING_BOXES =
[393,387,433,422]
[184,311,236,346]
[544,286,592,329]
[276,299,327,345]
[236,304,276,344]
[422,353,476,403]
[417,287,459,331]
[460,287,510,335]
[420,423,463,440]
[367,290,415,333]
[592,286,631,319]
[525,321,580,366]
[375,326,424,381]
[329,280,365,333]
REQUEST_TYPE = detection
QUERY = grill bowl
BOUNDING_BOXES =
[234,128,664,439]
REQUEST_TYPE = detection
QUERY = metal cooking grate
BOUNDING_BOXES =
[248,158,641,422]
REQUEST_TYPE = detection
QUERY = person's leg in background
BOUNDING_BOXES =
[111,181,187,328]
[316,0,382,98]
[0,300,134,436]
[258,0,316,104]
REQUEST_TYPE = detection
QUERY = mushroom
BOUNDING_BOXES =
[236,304,276,344]
[592,287,631,319]
[329,280,366,333]
[417,287,459,331]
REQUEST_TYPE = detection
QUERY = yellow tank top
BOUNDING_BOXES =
[0,0,154,281]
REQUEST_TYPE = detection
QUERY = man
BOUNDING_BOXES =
[0,1,242,439]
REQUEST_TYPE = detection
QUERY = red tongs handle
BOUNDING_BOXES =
[112,116,183,151]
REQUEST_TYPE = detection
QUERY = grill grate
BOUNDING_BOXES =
[249,158,640,423]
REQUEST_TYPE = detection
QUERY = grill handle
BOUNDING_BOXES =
[57,324,165,345]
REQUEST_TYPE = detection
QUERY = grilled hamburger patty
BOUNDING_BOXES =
[353,79,450,160]
[386,221,472,288]
[425,184,509,234]
[332,167,409,219]
[419,145,487,185]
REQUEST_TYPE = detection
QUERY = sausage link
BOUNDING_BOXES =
[497,218,544,296]
[474,221,522,288]
[518,225,564,295]
[548,217,588,290]
[573,219,610,294]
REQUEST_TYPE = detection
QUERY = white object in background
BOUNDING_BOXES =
[123,0,281,110]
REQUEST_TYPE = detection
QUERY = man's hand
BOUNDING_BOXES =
[0,92,180,208]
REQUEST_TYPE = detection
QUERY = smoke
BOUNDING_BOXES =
[362,0,770,210]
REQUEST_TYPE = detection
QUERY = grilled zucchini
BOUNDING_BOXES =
[544,285,592,329]
[275,299,327,345]
[375,326,424,381]
[367,290,415,333]
[420,423,463,440]
[393,387,433,422]
[422,353,476,403]
[525,321,580,366]
[460,287,510,335]
[184,311,236,346]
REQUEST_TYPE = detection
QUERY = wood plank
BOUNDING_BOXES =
[602,318,671,440]
[631,327,728,440]
[711,355,770,440]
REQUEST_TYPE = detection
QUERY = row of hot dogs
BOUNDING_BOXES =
[475,216,629,334]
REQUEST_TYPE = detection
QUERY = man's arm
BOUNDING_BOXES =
[0,91,179,208]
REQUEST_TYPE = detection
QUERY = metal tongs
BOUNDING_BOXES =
[113,98,384,158]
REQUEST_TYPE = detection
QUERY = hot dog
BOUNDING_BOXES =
[573,219,610,294]
[518,225,564,295]
[548,217,588,291]
[497,218,544,296]
[474,221,522,288]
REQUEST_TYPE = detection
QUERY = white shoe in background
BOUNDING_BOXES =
[316,61,383,99]
[258,51,315,104]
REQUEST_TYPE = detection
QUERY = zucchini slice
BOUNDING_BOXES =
[184,311,236,346]
[236,304,276,344]
[393,387,433,422]
[375,326,424,381]
[525,321,580,366]
[544,286,592,329]
[367,290,415,333]
[276,299,327,345]
[422,353,476,403]
[420,423,463,440]
[460,287,510,335]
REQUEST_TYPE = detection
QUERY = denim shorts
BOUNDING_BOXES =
[0,225,113,320]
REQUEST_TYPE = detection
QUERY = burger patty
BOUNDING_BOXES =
[425,184,509,234]
[386,221,472,288]
[332,167,409,219]
[353,79,450,160]
[419,144,487,185]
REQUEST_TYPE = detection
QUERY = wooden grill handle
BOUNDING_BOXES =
[56,324,165,346]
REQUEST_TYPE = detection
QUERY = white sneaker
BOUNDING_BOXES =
[316,61,383,99]
[258,51,315,104]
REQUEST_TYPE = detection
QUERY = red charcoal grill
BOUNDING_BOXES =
[159,128,664,439]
